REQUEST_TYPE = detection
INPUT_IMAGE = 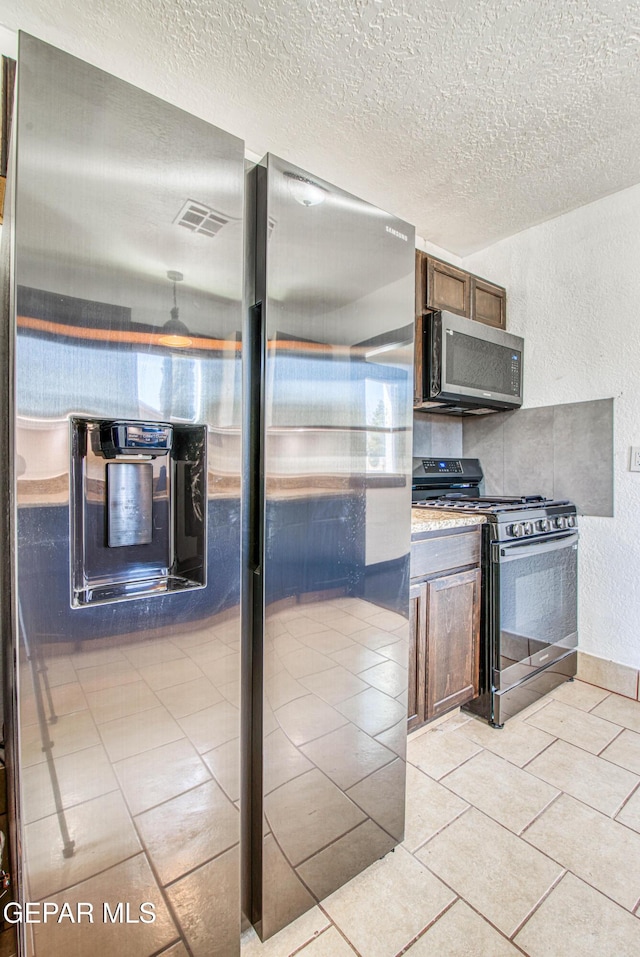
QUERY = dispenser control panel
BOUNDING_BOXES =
[99,422,172,458]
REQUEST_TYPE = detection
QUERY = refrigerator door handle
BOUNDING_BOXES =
[248,300,265,572]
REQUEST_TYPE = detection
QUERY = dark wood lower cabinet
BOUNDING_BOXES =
[425,567,480,719]
[408,564,481,730]
[408,580,427,730]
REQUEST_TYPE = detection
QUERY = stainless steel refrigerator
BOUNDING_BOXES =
[2,36,415,957]
[2,35,245,957]
[243,155,415,939]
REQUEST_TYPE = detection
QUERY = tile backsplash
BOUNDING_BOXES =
[461,398,614,516]
[412,413,462,458]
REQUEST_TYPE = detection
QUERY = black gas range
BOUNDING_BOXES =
[412,457,578,726]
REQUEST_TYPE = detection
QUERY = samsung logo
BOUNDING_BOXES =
[385,226,408,242]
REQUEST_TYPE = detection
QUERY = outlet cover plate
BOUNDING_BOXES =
[630,447,640,472]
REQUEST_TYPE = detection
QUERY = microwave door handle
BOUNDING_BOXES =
[494,531,579,563]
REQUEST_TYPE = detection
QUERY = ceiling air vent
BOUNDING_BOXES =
[174,200,231,237]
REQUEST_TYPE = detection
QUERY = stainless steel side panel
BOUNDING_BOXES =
[8,35,244,956]
[249,155,414,939]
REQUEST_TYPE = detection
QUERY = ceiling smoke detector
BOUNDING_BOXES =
[174,200,231,237]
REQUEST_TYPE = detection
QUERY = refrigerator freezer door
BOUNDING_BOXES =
[246,155,415,939]
[5,35,244,956]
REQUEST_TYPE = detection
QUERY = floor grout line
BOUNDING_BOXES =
[516,788,564,838]
[512,785,565,844]
[519,734,560,771]
[316,903,363,957]
[406,802,473,856]
[251,684,640,955]
[392,896,459,956]
[596,722,627,757]
[453,896,534,955]
[585,691,612,713]
[510,868,568,941]
[611,777,640,820]
[289,923,337,957]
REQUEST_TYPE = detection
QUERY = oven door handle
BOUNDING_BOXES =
[493,531,579,563]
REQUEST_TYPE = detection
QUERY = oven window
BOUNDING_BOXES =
[446,331,521,396]
[498,541,578,669]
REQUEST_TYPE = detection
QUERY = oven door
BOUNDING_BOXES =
[491,531,578,690]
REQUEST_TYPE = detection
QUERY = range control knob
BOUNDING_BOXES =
[511,523,525,537]
[554,516,566,529]
[523,522,534,536]
[536,519,549,532]
[566,515,576,528]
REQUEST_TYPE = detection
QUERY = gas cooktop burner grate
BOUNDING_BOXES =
[412,495,572,514]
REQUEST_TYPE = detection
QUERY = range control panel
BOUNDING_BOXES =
[421,458,463,474]
[506,514,577,538]
[412,457,483,488]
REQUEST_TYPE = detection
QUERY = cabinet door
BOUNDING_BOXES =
[415,250,426,316]
[413,314,424,408]
[408,581,427,730]
[425,568,480,719]
[472,276,506,329]
[426,257,471,318]
[414,252,425,407]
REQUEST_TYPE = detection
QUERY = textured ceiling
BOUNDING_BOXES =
[2,0,640,254]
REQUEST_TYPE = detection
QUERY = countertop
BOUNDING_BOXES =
[411,507,486,536]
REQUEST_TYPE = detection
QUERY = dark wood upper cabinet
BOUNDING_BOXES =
[415,251,507,330]
[426,257,472,318]
[472,275,506,329]
[415,249,426,318]
[414,251,425,406]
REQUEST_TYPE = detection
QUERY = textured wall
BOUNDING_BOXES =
[463,182,640,669]
[2,2,640,254]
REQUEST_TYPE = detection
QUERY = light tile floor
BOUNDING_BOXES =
[242,679,640,957]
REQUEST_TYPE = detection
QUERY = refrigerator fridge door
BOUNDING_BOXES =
[3,35,244,956]
[244,155,414,939]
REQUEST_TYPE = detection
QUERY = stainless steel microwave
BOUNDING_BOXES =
[419,311,524,415]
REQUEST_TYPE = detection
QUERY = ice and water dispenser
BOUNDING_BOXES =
[71,418,207,606]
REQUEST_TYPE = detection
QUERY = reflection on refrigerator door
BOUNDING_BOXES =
[7,35,244,957]
[244,155,415,940]
[3,33,416,957]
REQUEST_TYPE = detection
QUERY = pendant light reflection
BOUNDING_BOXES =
[283,170,327,207]
[159,270,194,348]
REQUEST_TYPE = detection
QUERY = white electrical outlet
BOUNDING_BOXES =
[630,448,640,472]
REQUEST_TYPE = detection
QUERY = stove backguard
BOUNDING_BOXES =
[71,417,206,606]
